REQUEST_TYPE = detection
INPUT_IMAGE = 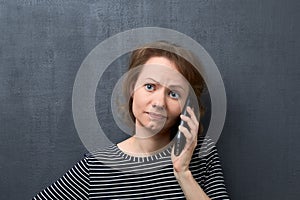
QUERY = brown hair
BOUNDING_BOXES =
[122,41,206,137]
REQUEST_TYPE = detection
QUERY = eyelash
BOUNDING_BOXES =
[169,91,180,99]
[144,84,181,99]
[144,83,155,91]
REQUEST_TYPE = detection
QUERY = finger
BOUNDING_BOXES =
[180,114,195,127]
[178,125,194,143]
[180,115,198,139]
[186,106,199,127]
[178,126,197,152]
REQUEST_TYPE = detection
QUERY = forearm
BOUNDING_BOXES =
[175,170,211,200]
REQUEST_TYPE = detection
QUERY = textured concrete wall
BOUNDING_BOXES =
[0,0,299,199]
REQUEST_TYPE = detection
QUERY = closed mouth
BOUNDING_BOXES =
[146,112,167,120]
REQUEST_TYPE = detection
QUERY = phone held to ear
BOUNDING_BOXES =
[174,98,190,156]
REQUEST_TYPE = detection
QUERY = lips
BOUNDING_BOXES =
[146,112,167,120]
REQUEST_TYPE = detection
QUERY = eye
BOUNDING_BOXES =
[144,84,155,91]
[169,91,180,99]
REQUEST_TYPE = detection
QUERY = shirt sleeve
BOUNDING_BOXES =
[202,141,230,200]
[32,157,90,200]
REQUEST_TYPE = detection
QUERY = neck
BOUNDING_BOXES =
[132,134,171,155]
[118,126,172,156]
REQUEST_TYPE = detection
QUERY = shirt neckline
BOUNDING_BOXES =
[113,142,173,162]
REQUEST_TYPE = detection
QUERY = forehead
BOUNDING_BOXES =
[136,57,188,87]
[145,56,177,69]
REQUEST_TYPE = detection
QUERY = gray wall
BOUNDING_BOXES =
[0,0,299,199]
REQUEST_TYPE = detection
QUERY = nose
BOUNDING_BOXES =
[151,87,167,109]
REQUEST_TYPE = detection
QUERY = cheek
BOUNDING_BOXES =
[131,90,146,116]
[131,97,139,117]
[167,101,181,118]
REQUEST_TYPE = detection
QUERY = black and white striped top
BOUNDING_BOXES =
[33,137,229,199]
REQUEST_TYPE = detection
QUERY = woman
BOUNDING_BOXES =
[33,41,229,199]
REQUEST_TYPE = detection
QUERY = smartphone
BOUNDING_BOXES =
[174,98,190,156]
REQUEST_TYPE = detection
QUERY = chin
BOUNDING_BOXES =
[146,123,164,132]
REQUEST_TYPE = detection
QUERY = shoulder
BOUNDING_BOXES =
[194,136,217,156]
[190,136,221,167]
[81,144,122,167]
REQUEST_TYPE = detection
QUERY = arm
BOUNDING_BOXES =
[32,157,90,200]
[172,106,210,200]
[172,107,229,200]
[175,170,211,200]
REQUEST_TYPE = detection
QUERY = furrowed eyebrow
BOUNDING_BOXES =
[144,78,160,84]
[144,78,185,91]
[168,85,185,91]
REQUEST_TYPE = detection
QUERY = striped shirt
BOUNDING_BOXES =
[33,137,229,199]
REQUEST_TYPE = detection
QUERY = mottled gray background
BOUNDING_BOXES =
[0,0,299,199]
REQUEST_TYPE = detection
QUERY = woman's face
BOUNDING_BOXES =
[131,56,190,136]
